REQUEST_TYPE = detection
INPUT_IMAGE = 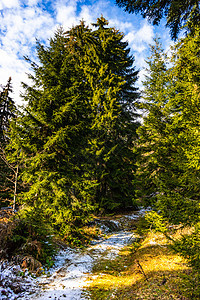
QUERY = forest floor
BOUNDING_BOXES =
[0,208,196,300]
[87,230,194,300]
[29,209,146,299]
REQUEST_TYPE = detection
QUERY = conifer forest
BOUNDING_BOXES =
[0,1,200,298]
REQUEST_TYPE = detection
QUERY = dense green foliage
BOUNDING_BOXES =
[136,38,170,205]
[8,17,139,241]
[138,25,200,289]
[83,18,140,210]
[138,26,200,224]
[1,11,199,296]
[0,78,17,207]
[115,0,200,39]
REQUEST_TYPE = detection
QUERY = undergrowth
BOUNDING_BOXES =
[0,208,55,265]
[0,206,100,268]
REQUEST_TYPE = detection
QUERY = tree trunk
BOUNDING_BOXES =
[13,165,18,213]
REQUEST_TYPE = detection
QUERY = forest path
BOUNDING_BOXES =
[30,209,147,300]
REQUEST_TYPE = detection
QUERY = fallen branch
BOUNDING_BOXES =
[135,259,148,281]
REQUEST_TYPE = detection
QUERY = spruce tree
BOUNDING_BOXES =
[10,27,94,237]
[161,26,200,280]
[138,27,200,282]
[0,78,17,207]
[9,18,140,239]
[136,39,172,206]
[163,24,200,224]
[86,16,140,210]
[138,35,200,223]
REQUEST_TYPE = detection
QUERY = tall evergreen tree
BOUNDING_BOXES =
[9,18,140,238]
[10,27,94,237]
[85,16,140,210]
[0,77,16,144]
[0,78,17,207]
[136,39,172,205]
[138,31,200,223]
[162,23,200,224]
[138,26,200,279]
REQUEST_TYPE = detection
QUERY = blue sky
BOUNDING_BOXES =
[0,0,172,105]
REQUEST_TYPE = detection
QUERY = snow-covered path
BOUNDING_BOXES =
[31,230,135,300]
[0,209,149,300]
[29,211,145,300]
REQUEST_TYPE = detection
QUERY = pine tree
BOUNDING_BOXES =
[162,23,200,224]
[85,16,140,210]
[9,27,94,237]
[136,39,172,206]
[0,78,17,208]
[161,26,200,280]
[138,35,200,223]
[138,27,200,283]
[9,18,140,239]
[0,77,16,145]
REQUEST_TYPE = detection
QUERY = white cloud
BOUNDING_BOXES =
[0,2,57,105]
[27,0,40,5]
[56,5,77,28]
[0,49,31,106]
[125,31,135,44]
[125,22,154,48]
[135,23,154,43]
[122,21,154,83]
[109,19,133,32]
[55,1,95,29]
[0,0,20,10]
[79,5,94,25]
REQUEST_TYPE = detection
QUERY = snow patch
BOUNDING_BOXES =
[0,260,37,299]
[1,208,148,300]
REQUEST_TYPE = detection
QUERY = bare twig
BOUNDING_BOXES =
[136,259,148,281]
[0,147,15,172]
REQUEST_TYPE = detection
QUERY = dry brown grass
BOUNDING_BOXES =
[86,231,195,300]
[0,218,17,258]
[0,208,13,223]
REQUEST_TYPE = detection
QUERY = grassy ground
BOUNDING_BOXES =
[86,230,197,299]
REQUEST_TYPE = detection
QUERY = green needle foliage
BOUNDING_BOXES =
[0,78,17,207]
[136,38,171,206]
[115,0,200,40]
[138,28,200,223]
[86,17,140,210]
[138,24,200,286]
[8,17,140,240]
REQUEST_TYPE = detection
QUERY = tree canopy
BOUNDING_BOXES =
[0,78,17,207]
[1,12,200,293]
[8,17,140,239]
[138,24,200,277]
[115,0,200,39]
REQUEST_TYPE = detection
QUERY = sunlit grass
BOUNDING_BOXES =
[86,230,194,300]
